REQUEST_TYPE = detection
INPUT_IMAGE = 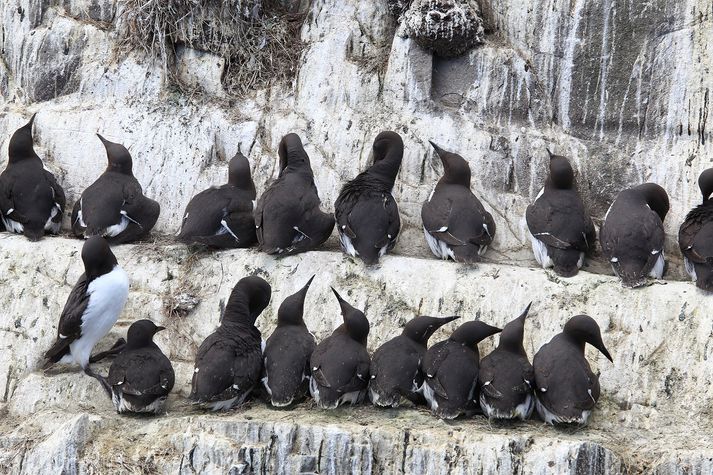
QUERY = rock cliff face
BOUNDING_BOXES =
[1,0,712,473]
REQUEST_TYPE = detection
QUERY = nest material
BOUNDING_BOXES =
[387,0,413,18]
[404,0,485,57]
[119,0,305,96]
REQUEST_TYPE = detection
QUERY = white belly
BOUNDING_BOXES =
[528,229,553,268]
[338,230,358,257]
[423,227,454,260]
[2,215,23,233]
[112,391,167,414]
[649,251,665,279]
[535,394,590,425]
[480,393,534,421]
[421,381,439,412]
[684,256,697,281]
[67,266,129,368]
[44,204,62,233]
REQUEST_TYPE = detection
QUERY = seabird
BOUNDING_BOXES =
[369,315,458,408]
[533,314,613,425]
[190,276,271,411]
[262,276,317,407]
[71,134,160,244]
[335,131,403,265]
[253,133,334,255]
[0,114,65,240]
[600,183,669,287]
[309,288,370,409]
[422,142,495,263]
[421,320,501,419]
[526,151,595,277]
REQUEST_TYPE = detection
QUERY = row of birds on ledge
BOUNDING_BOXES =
[43,236,612,424]
[3,115,713,290]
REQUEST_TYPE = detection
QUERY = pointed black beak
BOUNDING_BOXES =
[597,342,613,363]
[155,326,166,333]
[429,141,444,157]
[331,287,356,320]
[331,286,343,302]
[546,148,555,159]
[26,113,37,129]
[440,315,460,324]
[518,302,533,319]
[303,275,316,290]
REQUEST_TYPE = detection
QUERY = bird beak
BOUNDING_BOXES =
[598,344,613,363]
[429,140,444,157]
[519,302,533,319]
[155,326,166,333]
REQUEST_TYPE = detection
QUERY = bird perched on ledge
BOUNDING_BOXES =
[254,133,334,255]
[422,141,495,264]
[533,315,613,425]
[600,183,669,288]
[369,315,458,408]
[526,151,595,277]
[71,134,160,244]
[0,114,65,241]
[679,168,713,291]
[105,319,174,415]
[335,131,403,265]
[262,276,317,407]
[43,236,129,385]
[310,288,371,409]
[177,149,257,248]
[478,303,534,421]
[190,276,271,411]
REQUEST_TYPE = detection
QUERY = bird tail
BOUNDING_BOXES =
[43,338,72,370]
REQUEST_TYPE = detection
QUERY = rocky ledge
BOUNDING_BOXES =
[0,234,711,473]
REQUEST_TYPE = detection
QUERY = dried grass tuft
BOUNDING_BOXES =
[118,0,306,97]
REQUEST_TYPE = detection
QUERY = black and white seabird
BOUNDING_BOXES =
[369,315,458,408]
[533,314,613,425]
[43,236,130,382]
[309,288,370,409]
[335,131,403,265]
[104,319,174,414]
[679,168,713,291]
[71,134,160,244]
[177,150,257,248]
[600,183,669,287]
[421,142,495,264]
[526,151,595,277]
[190,276,271,411]
[0,114,66,241]
[478,303,534,421]
[262,276,317,407]
[254,134,334,255]
[421,320,501,419]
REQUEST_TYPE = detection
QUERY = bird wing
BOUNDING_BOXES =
[110,351,175,396]
[422,343,450,399]
[190,334,241,401]
[57,275,90,341]
[423,190,494,247]
[44,170,66,218]
[477,356,503,399]
[680,205,713,264]
[0,174,27,222]
[43,275,90,366]
[526,190,592,251]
